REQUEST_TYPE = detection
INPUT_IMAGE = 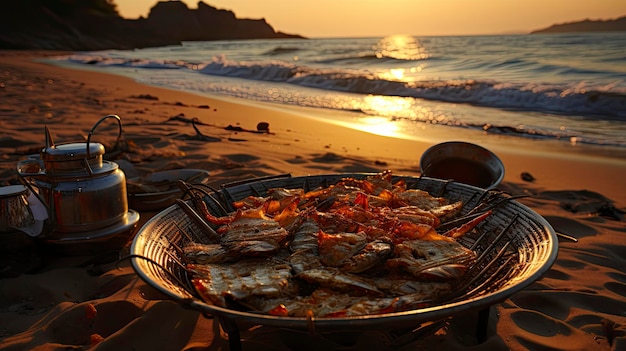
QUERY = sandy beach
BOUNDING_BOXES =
[1,50,625,351]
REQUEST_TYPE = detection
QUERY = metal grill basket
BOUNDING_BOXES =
[130,173,557,333]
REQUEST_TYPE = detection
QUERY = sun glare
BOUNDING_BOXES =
[388,68,405,80]
[328,95,415,138]
[364,95,412,116]
[374,35,429,61]
[332,116,402,138]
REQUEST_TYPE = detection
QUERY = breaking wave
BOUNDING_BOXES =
[66,54,626,120]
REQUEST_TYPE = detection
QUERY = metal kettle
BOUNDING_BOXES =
[17,115,130,236]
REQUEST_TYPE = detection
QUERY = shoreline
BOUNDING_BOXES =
[1,49,625,351]
[48,54,626,159]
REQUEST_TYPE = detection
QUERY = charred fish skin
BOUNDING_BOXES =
[219,217,289,256]
[386,239,477,281]
[373,276,452,297]
[288,249,323,275]
[182,242,238,264]
[296,268,384,296]
[288,218,319,253]
[237,289,364,318]
[327,291,438,317]
[188,260,296,307]
[288,218,322,274]
[339,240,392,273]
[394,188,447,210]
[245,288,441,318]
[317,231,367,267]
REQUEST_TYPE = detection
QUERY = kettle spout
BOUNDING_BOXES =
[44,126,55,148]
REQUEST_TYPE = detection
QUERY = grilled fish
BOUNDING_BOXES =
[189,260,297,307]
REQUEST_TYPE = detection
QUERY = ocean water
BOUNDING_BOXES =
[52,32,626,151]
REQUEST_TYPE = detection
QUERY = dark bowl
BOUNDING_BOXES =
[420,141,504,189]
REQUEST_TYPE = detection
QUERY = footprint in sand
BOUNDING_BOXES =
[543,268,571,281]
[510,310,572,337]
[607,272,626,284]
[604,281,626,298]
[512,290,625,319]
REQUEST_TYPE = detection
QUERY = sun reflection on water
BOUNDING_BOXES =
[363,95,412,116]
[388,68,405,80]
[374,35,428,83]
[374,34,429,61]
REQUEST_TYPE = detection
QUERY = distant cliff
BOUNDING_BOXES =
[531,16,626,34]
[0,0,304,51]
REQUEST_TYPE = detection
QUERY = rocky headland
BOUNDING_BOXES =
[0,0,304,51]
[531,15,626,34]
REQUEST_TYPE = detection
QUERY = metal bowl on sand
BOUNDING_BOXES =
[420,141,505,189]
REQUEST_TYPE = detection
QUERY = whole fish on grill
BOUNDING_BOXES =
[182,242,238,264]
[386,239,477,280]
[189,260,297,307]
[219,216,289,256]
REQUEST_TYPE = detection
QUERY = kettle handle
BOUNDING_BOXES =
[86,114,123,158]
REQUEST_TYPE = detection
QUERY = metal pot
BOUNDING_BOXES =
[17,115,129,235]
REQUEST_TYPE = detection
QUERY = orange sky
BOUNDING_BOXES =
[116,0,625,37]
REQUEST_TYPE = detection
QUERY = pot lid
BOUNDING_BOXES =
[0,184,29,198]
[41,142,105,162]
